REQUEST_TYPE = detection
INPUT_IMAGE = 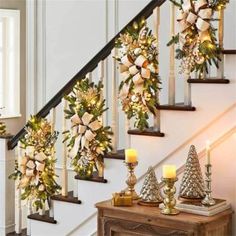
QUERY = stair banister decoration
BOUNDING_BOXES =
[115,20,161,130]
[9,116,61,219]
[4,0,231,234]
[64,78,112,179]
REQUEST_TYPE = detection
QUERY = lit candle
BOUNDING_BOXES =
[206,140,211,165]
[163,165,176,179]
[125,149,137,163]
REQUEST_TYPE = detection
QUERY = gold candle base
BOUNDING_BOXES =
[161,177,179,215]
[125,162,139,200]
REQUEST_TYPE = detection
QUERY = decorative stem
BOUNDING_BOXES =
[161,177,179,215]
[201,164,216,206]
[125,162,139,200]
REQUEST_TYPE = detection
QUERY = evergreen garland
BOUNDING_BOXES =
[115,20,161,130]
[64,78,112,178]
[9,116,60,210]
[167,0,228,77]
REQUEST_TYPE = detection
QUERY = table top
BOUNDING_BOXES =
[96,200,233,224]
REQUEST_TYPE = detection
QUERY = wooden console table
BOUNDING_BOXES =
[96,200,233,236]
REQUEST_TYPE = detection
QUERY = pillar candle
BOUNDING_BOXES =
[206,140,211,165]
[163,165,176,178]
[125,149,137,163]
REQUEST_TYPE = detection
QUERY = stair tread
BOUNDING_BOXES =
[75,172,108,183]
[188,78,230,84]
[104,149,125,160]
[157,103,196,111]
[51,191,82,204]
[222,49,236,54]
[7,229,27,236]
[128,127,165,137]
[27,210,57,224]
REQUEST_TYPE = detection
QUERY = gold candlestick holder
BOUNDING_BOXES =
[125,162,139,200]
[201,164,216,206]
[161,177,179,215]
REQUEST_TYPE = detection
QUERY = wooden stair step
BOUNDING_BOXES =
[157,103,196,111]
[7,229,27,236]
[27,210,57,224]
[128,127,165,137]
[51,191,82,204]
[222,49,236,54]
[188,78,230,84]
[75,172,108,183]
[104,149,125,160]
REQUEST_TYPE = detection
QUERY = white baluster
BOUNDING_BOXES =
[73,178,78,198]
[125,118,131,148]
[49,199,54,218]
[50,107,56,131]
[86,72,92,82]
[153,6,161,131]
[169,2,176,105]
[217,7,224,79]
[97,161,104,178]
[184,73,191,106]
[49,107,56,217]
[98,60,107,125]
[111,50,118,153]
[15,143,22,234]
[26,199,32,236]
[62,99,68,197]
[39,205,45,216]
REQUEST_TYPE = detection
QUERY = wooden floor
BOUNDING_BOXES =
[7,229,27,236]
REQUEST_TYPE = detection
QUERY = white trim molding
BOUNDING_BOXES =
[26,0,46,118]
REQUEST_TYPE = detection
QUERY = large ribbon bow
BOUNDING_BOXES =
[177,0,213,42]
[19,146,47,187]
[69,112,102,157]
[120,54,153,86]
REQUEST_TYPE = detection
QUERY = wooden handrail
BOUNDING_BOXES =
[8,0,166,149]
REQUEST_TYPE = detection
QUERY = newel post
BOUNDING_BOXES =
[0,135,15,235]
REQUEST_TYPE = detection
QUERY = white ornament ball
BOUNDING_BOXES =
[134,48,142,56]
[131,95,139,102]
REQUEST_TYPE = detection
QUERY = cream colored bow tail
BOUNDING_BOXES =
[70,112,102,158]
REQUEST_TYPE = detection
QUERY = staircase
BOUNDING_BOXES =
[1,0,236,235]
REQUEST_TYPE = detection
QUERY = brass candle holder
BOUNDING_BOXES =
[161,177,179,215]
[125,162,139,200]
[201,164,216,206]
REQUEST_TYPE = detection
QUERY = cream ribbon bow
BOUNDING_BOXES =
[19,149,47,187]
[177,0,213,43]
[70,112,102,158]
[120,54,152,86]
